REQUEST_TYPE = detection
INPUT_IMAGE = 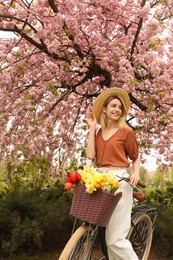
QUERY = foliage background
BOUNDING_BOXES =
[0,159,172,259]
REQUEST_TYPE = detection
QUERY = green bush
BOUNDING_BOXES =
[38,182,74,249]
[144,185,173,259]
[145,186,173,207]
[0,189,43,256]
[0,158,75,257]
[0,181,73,257]
[152,205,173,259]
[0,157,51,192]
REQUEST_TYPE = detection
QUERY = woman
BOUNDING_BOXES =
[86,87,140,260]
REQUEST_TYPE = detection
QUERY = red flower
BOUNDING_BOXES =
[66,172,77,184]
[65,182,72,190]
[75,172,82,181]
[65,171,82,191]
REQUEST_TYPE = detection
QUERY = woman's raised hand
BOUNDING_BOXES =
[86,113,97,127]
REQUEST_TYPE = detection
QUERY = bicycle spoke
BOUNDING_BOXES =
[69,226,97,260]
[69,236,88,259]
[128,214,153,260]
[131,220,151,258]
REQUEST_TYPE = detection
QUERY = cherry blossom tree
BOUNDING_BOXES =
[0,0,172,168]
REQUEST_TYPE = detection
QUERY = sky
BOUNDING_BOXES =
[0,31,14,39]
[142,155,157,171]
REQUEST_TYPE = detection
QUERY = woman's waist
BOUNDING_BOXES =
[96,167,128,178]
[96,166,127,171]
[96,159,130,168]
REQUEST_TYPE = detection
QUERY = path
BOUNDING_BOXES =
[91,243,158,260]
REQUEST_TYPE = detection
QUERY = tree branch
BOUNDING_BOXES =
[129,92,147,111]
[48,0,58,13]
[130,0,147,60]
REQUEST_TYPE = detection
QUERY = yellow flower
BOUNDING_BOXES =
[78,166,119,194]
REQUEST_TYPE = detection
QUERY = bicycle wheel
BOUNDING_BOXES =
[128,213,153,260]
[59,224,98,260]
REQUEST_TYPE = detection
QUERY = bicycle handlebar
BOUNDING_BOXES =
[126,178,147,201]
[137,180,146,188]
[126,178,146,188]
[120,173,146,188]
[132,180,147,201]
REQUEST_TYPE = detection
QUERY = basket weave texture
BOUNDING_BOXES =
[70,182,122,227]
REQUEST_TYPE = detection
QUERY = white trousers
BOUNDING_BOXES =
[98,167,138,260]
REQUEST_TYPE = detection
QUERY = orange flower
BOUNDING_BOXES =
[94,182,101,189]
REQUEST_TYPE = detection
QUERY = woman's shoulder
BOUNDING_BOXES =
[120,126,135,132]
[119,126,136,136]
[117,127,137,144]
[95,126,102,136]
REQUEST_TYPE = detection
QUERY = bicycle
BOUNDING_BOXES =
[59,174,157,260]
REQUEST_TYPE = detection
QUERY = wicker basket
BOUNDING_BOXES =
[70,182,122,227]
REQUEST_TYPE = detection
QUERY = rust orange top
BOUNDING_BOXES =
[95,127,138,168]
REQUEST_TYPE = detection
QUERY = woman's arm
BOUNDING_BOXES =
[86,113,97,159]
[130,157,140,186]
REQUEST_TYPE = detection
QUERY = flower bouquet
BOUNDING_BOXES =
[65,166,122,227]
[65,165,119,194]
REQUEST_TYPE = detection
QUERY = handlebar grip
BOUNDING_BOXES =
[137,180,146,188]
[133,192,147,201]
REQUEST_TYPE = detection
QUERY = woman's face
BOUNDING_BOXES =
[103,98,123,122]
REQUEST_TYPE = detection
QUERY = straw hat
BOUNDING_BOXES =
[93,87,130,123]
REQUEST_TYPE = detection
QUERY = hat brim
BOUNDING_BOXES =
[93,87,130,124]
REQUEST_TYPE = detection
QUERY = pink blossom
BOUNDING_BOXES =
[0,0,172,169]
